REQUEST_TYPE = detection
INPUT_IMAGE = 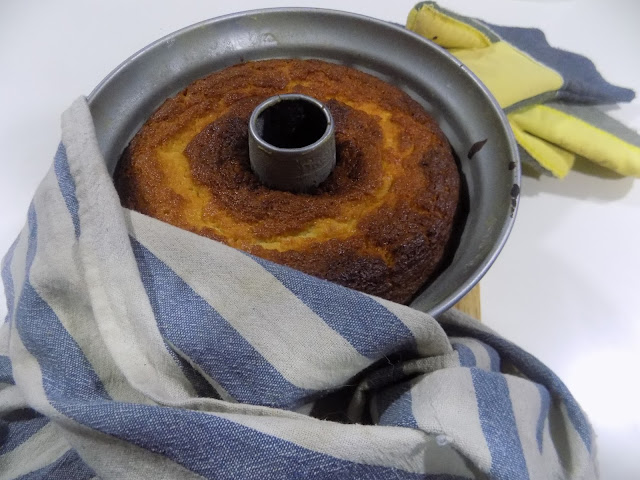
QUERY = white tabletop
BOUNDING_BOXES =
[1,1,638,478]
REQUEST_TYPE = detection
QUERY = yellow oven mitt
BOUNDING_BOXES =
[407,2,640,178]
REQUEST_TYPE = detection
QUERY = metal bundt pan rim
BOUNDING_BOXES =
[88,7,520,316]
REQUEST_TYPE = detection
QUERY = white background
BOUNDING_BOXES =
[1,0,638,478]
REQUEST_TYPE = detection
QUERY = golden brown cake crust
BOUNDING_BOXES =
[114,59,461,304]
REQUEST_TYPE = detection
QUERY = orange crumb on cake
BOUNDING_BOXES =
[114,59,461,303]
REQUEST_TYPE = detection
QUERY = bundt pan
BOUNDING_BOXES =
[88,8,520,316]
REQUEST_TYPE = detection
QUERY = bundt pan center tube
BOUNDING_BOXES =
[88,8,520,316]
[248,94,337,192]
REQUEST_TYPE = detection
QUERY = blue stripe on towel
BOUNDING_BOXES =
[535,383,551,453]
[53,143,81,239]
[16,449,96,480]
[0,415,48,456]
[131,239,314,409]
[471,368,529,480]
[59,401,424,480]
[165,346,222,400]
[15,206,109,402]
[1,236,19,322]
[24,205,38,278]
[377,383,419,429]
[0,355,14,385]
[251,256,417,359]
[445,324,593,452]
[484,342,501,372]
[452,342,476,367]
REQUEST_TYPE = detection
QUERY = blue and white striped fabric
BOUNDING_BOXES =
[0,98,597,479]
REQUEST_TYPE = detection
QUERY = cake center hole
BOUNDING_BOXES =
[256,98,328,149]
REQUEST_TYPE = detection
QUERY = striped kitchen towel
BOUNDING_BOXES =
[0,98,596,479]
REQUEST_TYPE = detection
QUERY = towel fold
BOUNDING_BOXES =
[0,98,597,479]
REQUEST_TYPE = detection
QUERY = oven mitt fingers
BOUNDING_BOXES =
[510,123,576,178]
[407,1,640,178]
[509,103,640,177]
